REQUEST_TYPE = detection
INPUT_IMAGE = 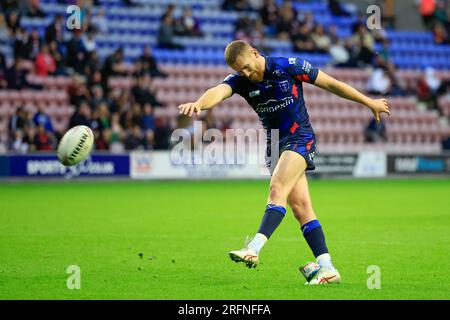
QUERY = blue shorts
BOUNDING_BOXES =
[265,132,316,175]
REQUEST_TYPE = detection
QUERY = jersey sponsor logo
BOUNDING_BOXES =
[249,90,260,97]
[254,96,294,113]
[279,80,290,92]
[288,58,296,64]
[302,60,312,73]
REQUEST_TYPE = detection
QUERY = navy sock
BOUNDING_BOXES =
[301,220,329,257]
[257,204,286,239]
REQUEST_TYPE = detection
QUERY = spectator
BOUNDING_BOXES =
[235,17,265,48]
[81,30,97,53]
[351,23,375,66]
[366,68,391,95]
[330,38,358,68]
[13,28,29,59]
[23,109,35,128]
[300,11,315,31]
[34,44,56,76]
[45,14,64,45]
[276,0,297,40]
[143,129,154,150]
[66,31,86,74]
[91,102,112,150]
[91,8,108,34]
[372,20,388,43]
[311,24,332,53]
[432,22,450,44]
[291,23,316,53]
[69,102,92,128]
[90,85,106,110]
[120,108,134,131]
[23,126,37,152]
[124,125,144,150]
[249,18,265,48]
[435,1,450,36]
[142,103,155,132]
[235,16,252,37]
[434,0,449,23]
[68,75,91,107]
[93,102,111,133]
[425,67,442,94]
[11,129,28,153]
[34,125,53,151]
[329,27,354,67]
[33,106,55,134]
[157,14,184,49]
[101,47,126,93]
[109,113,124,152]
[419,0,437,30]
[85,50,101,78]
[138,46,168,78]
[93,128,110,150]
[0,13,9,40]
[6,57,35,90]
[5,10,20,35]
[48,40,66,75]
[259,0,278,36]
[28,30,42,60]
[25,0,46,18]
[174,6,203,37]
[9,106,26,137]
[154,117,171,150]
[417,67,450,114]
[131,103,144,127]
[371,38,394,76]
[131,74,164,107]
[110,89,130,114]
[387,73,408,97]
[160,4,176,21]
[365,117,387,143]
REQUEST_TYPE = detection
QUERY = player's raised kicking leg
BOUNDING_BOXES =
[229,150,306,268]
[288,173,341,285]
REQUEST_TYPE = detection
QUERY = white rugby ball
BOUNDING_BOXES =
[57,125,94,166]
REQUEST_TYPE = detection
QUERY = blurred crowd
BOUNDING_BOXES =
[2,0,180,153]
[231,0,444,99]
[420,0,450,44]
[1,0,450,153]
[158,4,204,49]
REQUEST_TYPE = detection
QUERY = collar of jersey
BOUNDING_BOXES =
[262,55,272,80]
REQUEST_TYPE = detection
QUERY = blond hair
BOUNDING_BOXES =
[224,40,252,66]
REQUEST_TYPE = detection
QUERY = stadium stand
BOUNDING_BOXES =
[0,0,449,154]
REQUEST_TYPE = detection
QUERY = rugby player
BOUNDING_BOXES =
[178,40,390,285]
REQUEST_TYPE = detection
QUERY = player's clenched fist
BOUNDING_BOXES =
[178,103,202,117]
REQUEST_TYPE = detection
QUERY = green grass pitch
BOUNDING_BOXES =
[0,178,449,300]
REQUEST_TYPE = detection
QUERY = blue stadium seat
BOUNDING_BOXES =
[29,0,450,69]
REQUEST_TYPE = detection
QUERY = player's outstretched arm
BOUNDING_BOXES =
[313,70,390,122]
[178,84,232,117]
